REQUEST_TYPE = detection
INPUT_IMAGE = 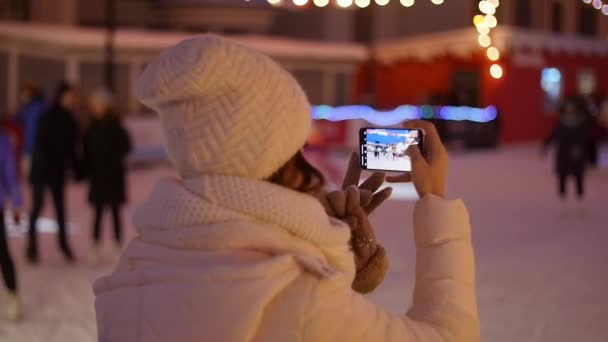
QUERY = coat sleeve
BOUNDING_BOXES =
[302,195,479,342]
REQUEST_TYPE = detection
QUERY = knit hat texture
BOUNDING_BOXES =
[136,35,312,180]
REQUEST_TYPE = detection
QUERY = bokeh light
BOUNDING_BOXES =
[603,4,608,15]
[485,14,497,28]
[293,0,309,6]
[490,64,503,79]
[476,23,490,35]
[431,0,444,4]
[354,0,371,7]
[473,14,485,26]
[313,0,330,7]
[488,0,499,7]
[267,0,283,6]
[337,0,354,7]
[486,47,500,61]
[375,0,390,5]
[479,1,496,15]
[400,0,415,7]
[592,0,602,10]
[478,34,491,47]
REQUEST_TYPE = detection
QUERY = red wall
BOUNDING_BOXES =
[354,50,608,143]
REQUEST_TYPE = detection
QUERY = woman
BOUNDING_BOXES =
[94,36,478,342]
[0,128,23,320]
[83,89,131,263]
[544,99,592,208]
[27,82,80,264]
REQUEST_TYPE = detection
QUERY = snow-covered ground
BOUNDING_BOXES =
[1,144,607,342]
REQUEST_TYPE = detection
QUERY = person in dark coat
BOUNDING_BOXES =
[27,82,81,264]
[83,89,131,263]
[543,99,592,206]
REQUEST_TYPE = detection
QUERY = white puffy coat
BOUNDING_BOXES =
[94,175,478,341]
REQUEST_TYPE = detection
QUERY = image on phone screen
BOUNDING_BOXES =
[359,128,424,172]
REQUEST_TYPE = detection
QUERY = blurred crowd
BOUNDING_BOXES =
[0,81,131,321]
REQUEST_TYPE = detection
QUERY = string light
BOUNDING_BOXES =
[337,0,354,7]
[478,34,491,47]
[486,47,500,61]
[474,0,501,79]
[258,0,442,7]
[311,105,498,124]
[355,0,371,7]
[490,64,503,79]
[581,0,608,14]
[313,0,330,7]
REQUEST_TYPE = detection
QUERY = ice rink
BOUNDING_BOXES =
[1,144,607,342]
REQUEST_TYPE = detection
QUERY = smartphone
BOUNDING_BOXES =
[359,127,425,172]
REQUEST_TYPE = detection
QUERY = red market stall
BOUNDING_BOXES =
[357,26,608,143]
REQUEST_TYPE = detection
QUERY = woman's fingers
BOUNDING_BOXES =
[359,172,386,193]
[386,173,412,183]
[345,186,360,214]
[403,120,447,165]
[327,190,347,217]
[341,152,361,190]
[359,189,373,208]
[365,187,393,215]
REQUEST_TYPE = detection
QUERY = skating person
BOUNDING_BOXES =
[27,82,81,264]
[94,36,478,342]
[543,99,592,215]
[83,89,132,264]
[14,83,46,174]
[0,128,23,321]
[374,141,381,158]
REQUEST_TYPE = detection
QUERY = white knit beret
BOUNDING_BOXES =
[136,35,312,180]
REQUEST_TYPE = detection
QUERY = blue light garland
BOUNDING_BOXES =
[311,105,497,125]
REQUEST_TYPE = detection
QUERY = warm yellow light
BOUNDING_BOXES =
[476,23,490,35]
[313,0,330,7]
[479,1,496,15]
[478,34,491,47]
[293,0,309,6]
[473,14,485,26]
[354,0,370,8]
[337,0,354,7]
[488,0,499,7]
[486,46,500,61]
[267,0,283,5]
[490,64,503,79]
[484,14,497,28]
[431,0,444,4]
[375,0,390,6]
[400,0,415,7]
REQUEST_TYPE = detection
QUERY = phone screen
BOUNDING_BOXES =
[359,127,424,172]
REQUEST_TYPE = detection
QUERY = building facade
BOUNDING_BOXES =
[1,0,607,144]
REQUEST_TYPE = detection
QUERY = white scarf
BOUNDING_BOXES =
[133,175,356,282]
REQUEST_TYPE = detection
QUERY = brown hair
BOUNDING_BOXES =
[268,151,325,194]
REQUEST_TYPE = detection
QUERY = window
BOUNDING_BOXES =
[578,5,597,36]
[514,0,532,28]
[551,2,563,33]
[541,68,563,112]
[577,70,596,96]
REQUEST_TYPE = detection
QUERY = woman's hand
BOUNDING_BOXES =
[386,120,448,198]
[322,153,392,293]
